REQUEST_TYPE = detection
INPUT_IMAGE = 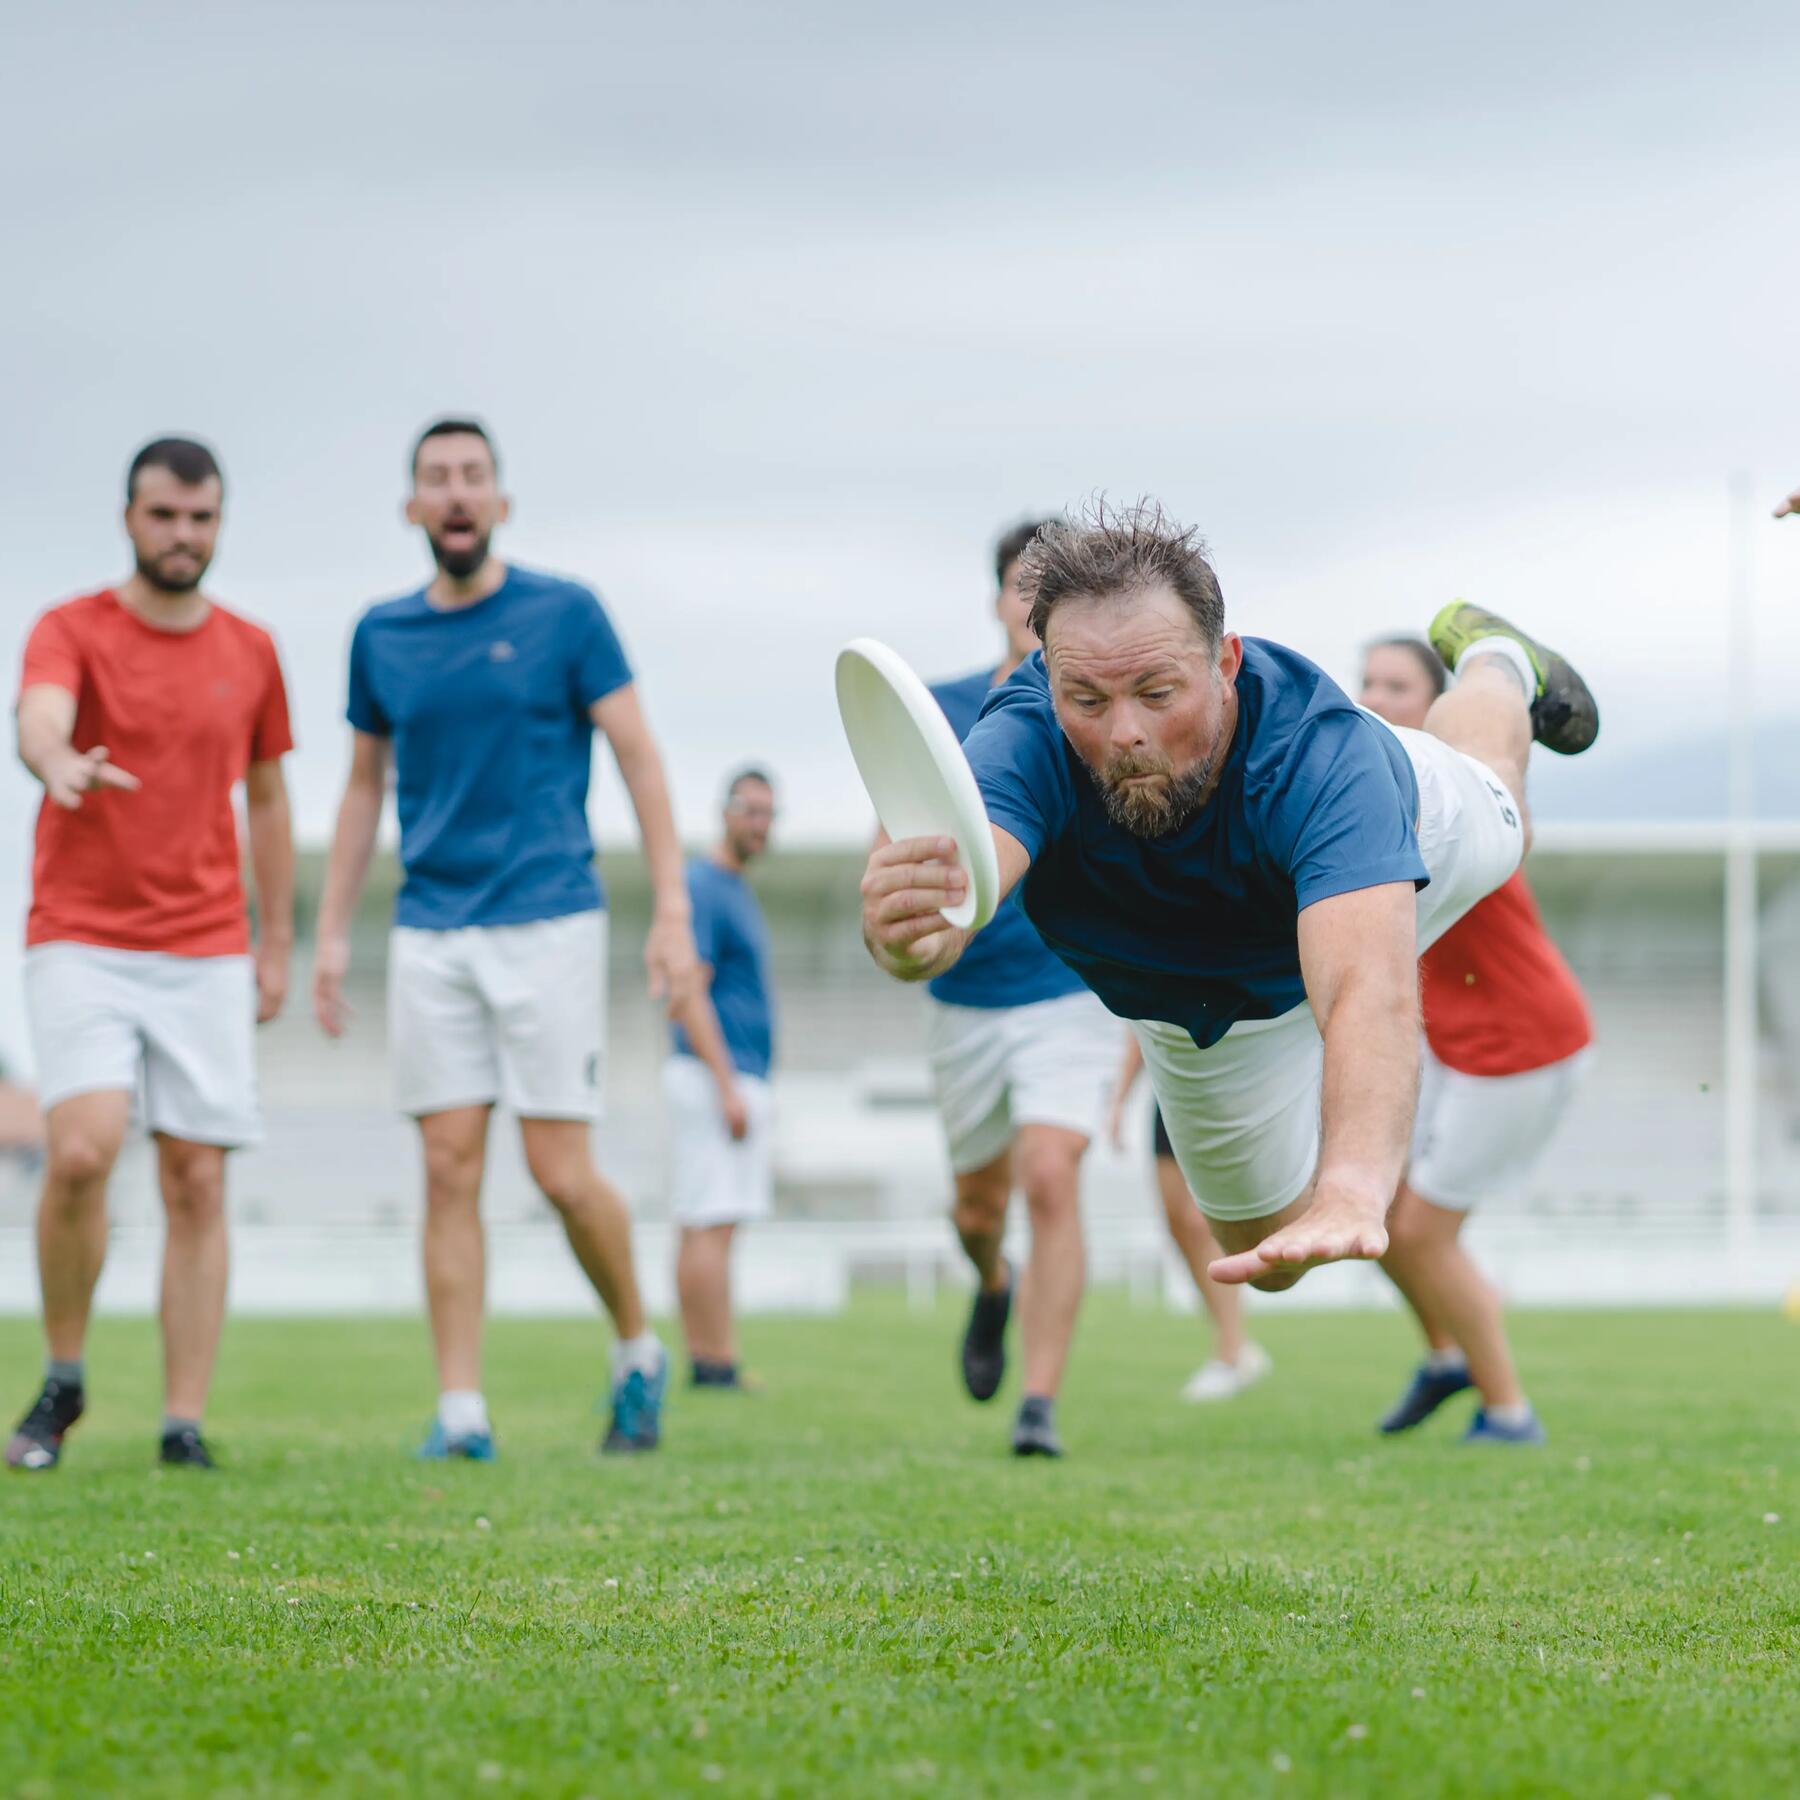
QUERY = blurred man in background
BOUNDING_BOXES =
[917,521,1125,1459]
[8,438,295,1473]
[665,768,779,1392]
[1359,636,1593,1445]
[312,418,698,1459]
[1109,1036,1270,1402]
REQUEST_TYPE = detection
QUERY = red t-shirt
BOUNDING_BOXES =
[1419,870,1592,1077]
[19,590,294,957]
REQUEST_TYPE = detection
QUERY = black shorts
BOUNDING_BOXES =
[1152,1105,1174,1160]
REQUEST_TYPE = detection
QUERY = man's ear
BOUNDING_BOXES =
[402,495,422,528]
[1217,631,1244,682]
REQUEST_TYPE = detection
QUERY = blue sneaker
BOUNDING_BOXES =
[601,1355,667,1455]
[1377,1361,1473,1434]
[416,1420,498,1462]
[1462,1407,1547,1446]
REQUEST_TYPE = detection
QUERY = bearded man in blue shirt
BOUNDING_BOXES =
[860,501,1597,1295]
[313,418,699,1459]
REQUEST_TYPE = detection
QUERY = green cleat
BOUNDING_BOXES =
[1427,600,1600,756]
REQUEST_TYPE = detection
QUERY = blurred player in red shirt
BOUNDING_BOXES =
[6,439,295,1474]
[1360,636,1592,1446]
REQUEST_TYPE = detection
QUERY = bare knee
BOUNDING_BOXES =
[953,1190,1007,1240]
[423,1137,485,1210]
[1249,1269,1303,1294]
[46,1132,116,1192]
[1384,1187,1462,1266]
[159,1142,226,1228]
[1014,1129,1084,1217]
[524,1148,589,1214]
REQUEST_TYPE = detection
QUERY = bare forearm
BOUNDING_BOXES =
[18,717,65,783]
[672,986,737,1090]
[1316,981,1419,1200]
[246,791,296,946]
[316,781,384,940]
[16,690,74,783]
[616,741,689,917]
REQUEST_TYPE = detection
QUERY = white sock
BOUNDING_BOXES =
[438,1389,489,1440]
[1454,635,1536,700]
[1424,1347,1468,1374]
[615,1331,665,1379]
[1486,1400,1534,1428]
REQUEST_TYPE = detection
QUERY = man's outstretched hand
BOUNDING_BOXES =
[1775,485,1800,520]
[1208,1184,1389,1286]
[42,744,139,811]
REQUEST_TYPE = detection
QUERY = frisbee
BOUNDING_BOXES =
[835,637,1000,932]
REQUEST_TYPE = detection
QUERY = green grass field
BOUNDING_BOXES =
[1,1299,1796,1798]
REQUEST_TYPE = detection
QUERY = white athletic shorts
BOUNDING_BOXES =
[389,910,606,1120]
[1137,726,1525,1224]
[1409,1044,1593,1211]
[661,1054,775,1228]
[23,942,261,1147]
[923,988,1123,1174]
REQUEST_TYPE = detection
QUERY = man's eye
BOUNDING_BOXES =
[1142,689,1173,703]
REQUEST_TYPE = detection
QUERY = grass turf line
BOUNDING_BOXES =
[1,1301,1796,1798]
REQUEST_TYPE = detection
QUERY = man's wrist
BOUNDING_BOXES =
[1312,1167,1393,1211]
[865,929,923,981]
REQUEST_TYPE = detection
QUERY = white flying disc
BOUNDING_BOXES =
[835,637,1000,932]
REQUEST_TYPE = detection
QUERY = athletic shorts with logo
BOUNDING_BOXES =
[662,1054,774,1227]
[1408,1043,1592,1211]
[1137,729,1526,1223]
[388,910,606,1119]
[924,987,1123,1173]
[24,943,261,1146]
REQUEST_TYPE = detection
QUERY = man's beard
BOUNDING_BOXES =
[1086,748,1218,838]
[136,549,209,595]
[429,528,491,580]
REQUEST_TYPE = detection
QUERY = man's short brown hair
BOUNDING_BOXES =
[1019,498,1224,648]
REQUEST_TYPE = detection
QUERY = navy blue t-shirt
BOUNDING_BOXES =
[672,858,776,1079]
[965,639,1427,1048]
[346,564,633,929]
[926,667,1086,1011]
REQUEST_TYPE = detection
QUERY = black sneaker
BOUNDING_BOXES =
[159,1426,216,1469]
[1377,1361,1474,1434]
[1427,600,1600,755]
[960,1270,1013,1402]
[6,1379,84,1472]
[1010,1395,1064,1458]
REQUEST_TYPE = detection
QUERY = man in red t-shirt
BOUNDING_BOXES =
[6,438,295,1474]
[1360,637,1592,1446]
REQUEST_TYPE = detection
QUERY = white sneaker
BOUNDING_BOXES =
[1180,1341,1273,1403]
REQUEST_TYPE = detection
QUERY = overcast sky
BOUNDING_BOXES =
[4,1,1800,1058]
